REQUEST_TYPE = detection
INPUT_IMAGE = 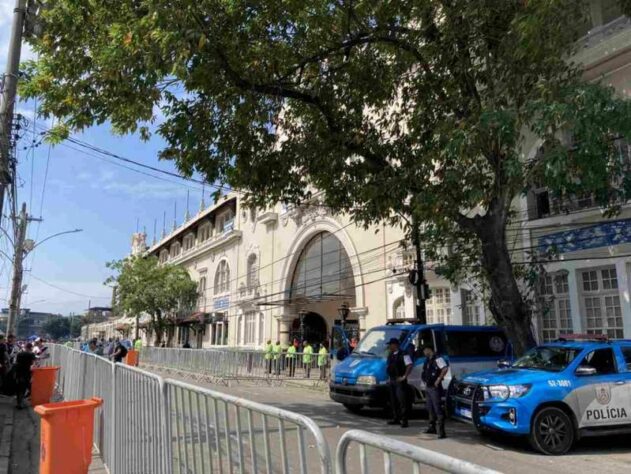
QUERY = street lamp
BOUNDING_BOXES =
[26,228,83,252]
[6,225,83,336]
[338,302,350,334]
[299,309,306,342]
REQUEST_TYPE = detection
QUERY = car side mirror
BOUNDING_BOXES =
[497,359,511,369]
[575,366,597,376]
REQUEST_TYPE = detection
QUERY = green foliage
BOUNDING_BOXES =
[22,1,631,352]
[105,256,198,342]
[42,317,71,340]
[69,316,84,338]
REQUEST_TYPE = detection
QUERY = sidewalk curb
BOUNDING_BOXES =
[0,402,15,474]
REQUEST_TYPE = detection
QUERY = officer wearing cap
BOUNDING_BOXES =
[421,345,449,438]
[386,337,413,428]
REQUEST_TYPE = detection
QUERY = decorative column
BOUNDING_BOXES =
[351,307,369,336]
[616,260,631,338]
[276,313,293,345]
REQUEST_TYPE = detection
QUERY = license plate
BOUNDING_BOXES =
[456,407,472,419]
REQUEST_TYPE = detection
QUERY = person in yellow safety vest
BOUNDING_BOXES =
[302,341,313,378]
[286,339,299,377]
[318,341,329,380]
[264,340,274,374]
[273,341,283,375]
[134,337,143,351]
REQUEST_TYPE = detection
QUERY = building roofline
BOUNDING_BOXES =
[147,192,239,254]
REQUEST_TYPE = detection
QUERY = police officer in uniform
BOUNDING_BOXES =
[386,338,413,428]
[421,345,449,438]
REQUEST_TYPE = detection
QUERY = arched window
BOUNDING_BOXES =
[159,249,169,263]
[247,254,259,289]
[393,297,405,319]
[214,260,230,294]
[170,242,181,258]
[290,232,354,298]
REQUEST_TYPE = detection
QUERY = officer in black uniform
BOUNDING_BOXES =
[386,337,413,428]
[421,345,449,438]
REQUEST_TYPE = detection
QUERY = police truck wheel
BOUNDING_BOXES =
[343,404,363,414]
[529,407,575,455]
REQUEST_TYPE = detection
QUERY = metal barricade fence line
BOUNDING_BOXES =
[48,345,501,474]
[139,347,334,383]
[165,378,332,474]
[335,430,503,474]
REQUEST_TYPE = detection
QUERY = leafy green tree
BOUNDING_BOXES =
[106,256,198,345]
[22,1,631,353]
[42,317,71,340]
[69,316,85,338]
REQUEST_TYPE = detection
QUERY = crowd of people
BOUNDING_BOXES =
[80,336,143,363]
[264,339,331,380]
[0,334,50,408]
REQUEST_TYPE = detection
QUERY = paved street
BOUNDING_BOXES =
[148,367,630,474]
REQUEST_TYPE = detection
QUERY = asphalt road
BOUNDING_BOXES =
[146,368,631,474]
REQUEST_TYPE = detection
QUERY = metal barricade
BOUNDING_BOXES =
[140,347,334,384]
[112,363,169,474]
[336,430,502,474]
[48,345,501,474]
[165,378,332,474]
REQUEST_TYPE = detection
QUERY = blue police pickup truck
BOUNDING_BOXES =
[329,322,510,412]
[450,335,631,455]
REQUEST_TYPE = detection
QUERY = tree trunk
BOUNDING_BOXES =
[475,210,535,356]
[153,311,164,346]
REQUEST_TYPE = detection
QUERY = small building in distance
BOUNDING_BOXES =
[0,308,63,338]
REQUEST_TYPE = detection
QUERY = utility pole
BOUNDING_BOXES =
[0,0,28,227]
[7,202,28,335]
[409,218,430,324]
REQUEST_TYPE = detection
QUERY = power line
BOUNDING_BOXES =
[28,273,111,300]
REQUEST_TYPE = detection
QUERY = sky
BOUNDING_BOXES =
[0,1,209,315]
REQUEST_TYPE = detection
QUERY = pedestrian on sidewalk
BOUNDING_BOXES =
[134,337,143,352]
[111,340,128,363]
[14,342,37,409]
[386,338,413,428]
[318,341,329,380]
[421,345,449,439]
[273,341,282,375]
[6,334,17,366]
[302,341,313,378]
[286,339,298,377]
[0,335,8,391]
[264,340,274,374]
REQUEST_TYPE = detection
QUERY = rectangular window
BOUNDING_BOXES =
[426,288,451,325]
[582,271,599,292]
[580,266,623,338]
[244,311,257,345]
[538,272,572,342]
[443,330,508,358]
[620,346,631,371]
[601,268,618,290]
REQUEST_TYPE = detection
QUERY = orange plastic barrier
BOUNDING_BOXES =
[125,349,139,366]
[34,397,103,474]
[30,366,59,406]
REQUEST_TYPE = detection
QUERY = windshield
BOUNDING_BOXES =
[512,346,582,372]
[354,328,410,358]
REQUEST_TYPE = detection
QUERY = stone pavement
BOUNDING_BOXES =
[0,396,14,474]
[0,394,107,474]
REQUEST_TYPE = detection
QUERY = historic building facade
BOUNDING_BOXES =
[126,193,487,348]
[519,1,631,342]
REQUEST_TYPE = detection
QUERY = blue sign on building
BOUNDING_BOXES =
[538,219,631,254]
[213,296,230,311]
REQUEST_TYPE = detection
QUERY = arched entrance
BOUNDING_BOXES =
[285,231,358,342]
[289,312,327,344]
